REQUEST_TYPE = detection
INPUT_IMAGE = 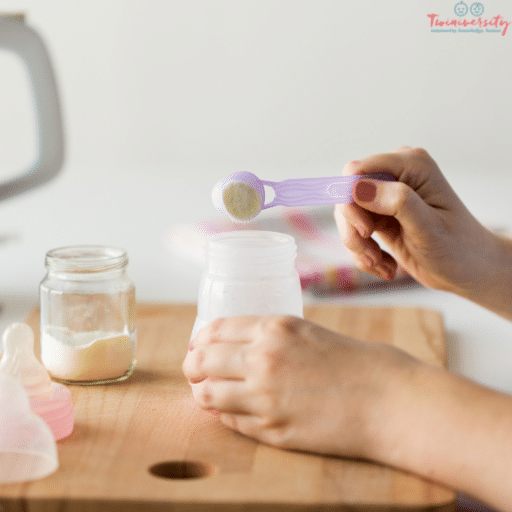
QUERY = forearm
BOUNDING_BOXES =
[459,233,512,322]
[375,363,512,511]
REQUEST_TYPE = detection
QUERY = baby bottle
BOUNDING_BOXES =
[191,230,303,339]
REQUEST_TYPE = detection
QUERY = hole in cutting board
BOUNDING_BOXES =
[149,460,216,480]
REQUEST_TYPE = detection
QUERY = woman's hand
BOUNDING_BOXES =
[182,314,420,460]
[183,314,512,511]
[335,147,501,301]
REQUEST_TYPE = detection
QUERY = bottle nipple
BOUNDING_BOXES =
[0,323,74,441]
[0,372,59,482]
[0,322,53,400]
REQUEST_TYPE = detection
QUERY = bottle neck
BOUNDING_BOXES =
[205,231,297,278]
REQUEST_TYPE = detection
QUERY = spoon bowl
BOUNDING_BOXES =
[212,171,265,222]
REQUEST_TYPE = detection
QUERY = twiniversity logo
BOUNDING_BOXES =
[428,2,510,35]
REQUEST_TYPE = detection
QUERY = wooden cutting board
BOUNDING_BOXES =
[0,303,456,512]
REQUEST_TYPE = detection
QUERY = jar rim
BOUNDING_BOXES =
[45,245,128,273]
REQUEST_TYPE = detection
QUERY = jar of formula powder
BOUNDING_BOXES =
[39,246,136,385]
[190,230,303,339]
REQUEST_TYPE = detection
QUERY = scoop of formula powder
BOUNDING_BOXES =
[222,181,262,221]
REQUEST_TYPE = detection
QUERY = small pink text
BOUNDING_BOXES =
[427,13,510,35]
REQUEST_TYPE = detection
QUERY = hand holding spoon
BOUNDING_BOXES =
[212,171,394,222]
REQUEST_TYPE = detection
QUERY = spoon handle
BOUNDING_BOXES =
[261,173,394,209]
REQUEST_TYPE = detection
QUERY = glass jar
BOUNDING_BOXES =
[191,230,303,339]
[39,246,136,385]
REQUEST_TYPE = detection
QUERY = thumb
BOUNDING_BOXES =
[352,179,434,233]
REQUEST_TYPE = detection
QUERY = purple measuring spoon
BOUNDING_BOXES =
[212,171,395,222]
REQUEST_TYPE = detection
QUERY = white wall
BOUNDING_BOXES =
[2,0,511,183]
[0,0,511,256]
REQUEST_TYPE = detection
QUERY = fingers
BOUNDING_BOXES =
[342,201,376,240]
[191,316,256,349]
[190,378,288,428]
[335,151,410,280]
[339,149,414,234]
[336,178,433,277]
[184,321,256,414]
[219,413,288,448]
[190,379,251,413]
[342,152,405,180]
[183,341,247,382]
[336,148,439,278]
[352,178,434,237]
[343,146,422,181]
[334,206,397,280]
[184,315,267,385]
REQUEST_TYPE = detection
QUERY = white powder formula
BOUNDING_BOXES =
[40,327,136,383]
[222,181,262,221]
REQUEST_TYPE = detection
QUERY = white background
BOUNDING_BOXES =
[1,1,512,392]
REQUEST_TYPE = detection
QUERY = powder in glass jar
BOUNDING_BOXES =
[40,327,135,382]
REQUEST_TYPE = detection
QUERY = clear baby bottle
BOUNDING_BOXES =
[39,246,136,385]
[191,230,303,339]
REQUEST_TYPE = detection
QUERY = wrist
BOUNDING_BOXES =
[363,358,428,466]
[359,352,431,464]
[458,231,512,321]
[371,361,447,468]
[370,359,512,510]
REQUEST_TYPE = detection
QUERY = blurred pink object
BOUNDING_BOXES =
[166,207,413,295]
[0,372,58,482]
[0,323,74,441]
[29,383,74,441]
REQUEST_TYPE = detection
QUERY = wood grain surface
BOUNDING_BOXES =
[0,303,456,512]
